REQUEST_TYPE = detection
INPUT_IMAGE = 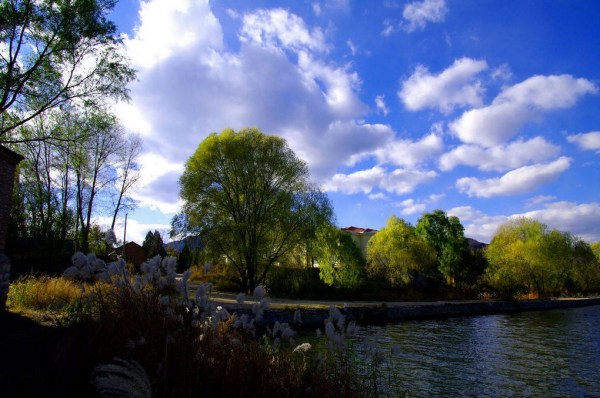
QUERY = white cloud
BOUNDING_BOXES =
[520,202,600,242]
[456,157,571,198]
[449,202,600,243]
[124,0,222,69]
[130,153,184,214]
[375,95,389,116]
[323,166,437,195]
[398,198,426,215]
[240,8,328,53]
[402,0,448,32]
[375,132,443,167]
[347,40,358,55]
[450,75,597,147]
[399,58,487,113]
[427,193,445,202]
[120,3,387,214]
[290,121,394,178]
[94,216,172,246]
[368,192,389,200]
[439,137,561,172]
[567,131,600,153]
[447,206,506,243]
[525,195,557,207]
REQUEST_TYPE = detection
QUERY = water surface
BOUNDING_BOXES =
[352,305,600,397]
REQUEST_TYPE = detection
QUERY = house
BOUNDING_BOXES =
[115,242,147,267]
[340,226,378,257]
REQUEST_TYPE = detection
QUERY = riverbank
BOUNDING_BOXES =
[220,296,600,327]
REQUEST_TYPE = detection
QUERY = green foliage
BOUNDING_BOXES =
[313,225,365,290]
[416,210,468,285]
[592,242,600,263]
[485,218,600,296]
[142,230,166,259]
[366,215,437,286]
[177,128,333,292]
[0,0,136,140]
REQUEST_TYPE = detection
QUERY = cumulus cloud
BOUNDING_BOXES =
[439,136,561,172]
[456,157,571,198]
[119,2,394,214]
[449,202,600,243]
[402,0,448,32]
[124,0,223,69]
[450,74,597,147]
[374,132,443,167]
[567,131,600,153]
[323,166,437,195]
[447,206,506,243]
[130,153,184,214]
[240,8,328,53]
[398,198,426,215]
[399,58,487,113]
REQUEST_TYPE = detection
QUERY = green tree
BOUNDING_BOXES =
[366,215,437,286]
[0,0,135,141]
[592,242,600,263]
[142,230,165,259]
[177,128,333,293]
[485,218,599,296]
[313,224,364,290]
[416,210,468,285]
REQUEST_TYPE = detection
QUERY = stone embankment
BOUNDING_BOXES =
[228,297,600,328]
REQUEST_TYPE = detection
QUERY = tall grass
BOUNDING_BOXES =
[7,275,83,312]
[8,254,409,396]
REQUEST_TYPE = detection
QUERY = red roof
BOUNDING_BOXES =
[340,226,378,234]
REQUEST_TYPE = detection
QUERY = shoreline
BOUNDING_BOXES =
[224,297,600,328]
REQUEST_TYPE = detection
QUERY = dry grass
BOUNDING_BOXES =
[7,275,83,312]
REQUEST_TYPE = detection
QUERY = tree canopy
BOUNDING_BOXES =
[0,0,135,141]
[313,224,364,290]
[177,128,333,292]
[485,218,600,296]
[366,215,437,286]
[416,210,468,285]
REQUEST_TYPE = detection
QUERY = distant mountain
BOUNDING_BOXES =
[164,236,203,253]
[466,237,488,250]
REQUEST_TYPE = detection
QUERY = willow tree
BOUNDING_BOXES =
[486,218,599,296]
[366,215,437,286]
[178,128,333,293]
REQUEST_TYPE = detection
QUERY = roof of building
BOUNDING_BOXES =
[340,226,378,234]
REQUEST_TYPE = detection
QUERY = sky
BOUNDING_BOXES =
[103,0,600,244]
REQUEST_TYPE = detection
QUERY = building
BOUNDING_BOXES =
[115,242,147,267]
[340,226,378,257]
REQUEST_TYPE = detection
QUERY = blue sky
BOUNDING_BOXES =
[103,0,600,244]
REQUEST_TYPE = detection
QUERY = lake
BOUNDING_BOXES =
[351,305,600,397]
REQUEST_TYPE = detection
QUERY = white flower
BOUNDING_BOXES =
[63,266,81,280]
[293,343,312,353]
[253,285,266,300]
[71,252,88,269]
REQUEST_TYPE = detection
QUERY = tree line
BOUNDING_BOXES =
[2,0,137,271]
[174,128,600,299]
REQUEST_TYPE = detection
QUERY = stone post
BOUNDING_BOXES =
[0,145,23,311]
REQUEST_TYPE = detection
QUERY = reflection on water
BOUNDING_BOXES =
[353,305,600,397]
